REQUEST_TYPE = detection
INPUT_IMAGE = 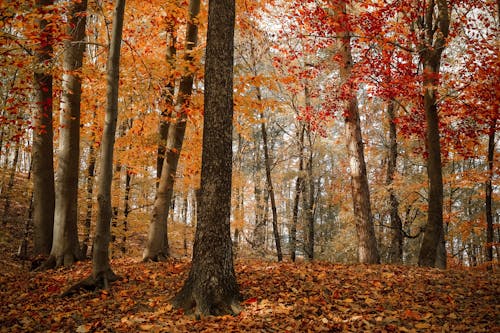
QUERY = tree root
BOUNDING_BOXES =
[61,269,120,297]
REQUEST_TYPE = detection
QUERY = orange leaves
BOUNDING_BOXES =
[0,257,498,332]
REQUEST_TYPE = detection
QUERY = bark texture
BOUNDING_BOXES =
[417,0,449,269]
[48,0,88,268]
[91,0,125,286]
[259,109,282,262]
[336,2,380,264]
[173,0,240,316]
[32,0,55,257]
[386,100,403,263]
[143,0,200,262]
[290,123,305,262]
[485,118,496,270]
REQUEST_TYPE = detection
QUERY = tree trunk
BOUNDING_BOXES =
[336,2,379,264]
[81,141,96,258]
[290,123,305,262]
[386,100,403,264]
[143,0,200,262]
[157,22,177,180]
[304,84,315,262]
[91,0,125,287]
[32,0,55,257]
[45,0,87,269]
[259,109,282,262]
[417,0,450,269]
[485,118,496,270]
[2,140,20,225]
[173,0,240,316]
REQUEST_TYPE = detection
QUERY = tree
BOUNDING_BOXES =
[417,0,450,269]
[173,0,240,316]
[334,1,380,264]
[143,0,201,262]
[64,0,126,292]
[32,0,55,257]
[385,100,404,264]
[43,0,88,269]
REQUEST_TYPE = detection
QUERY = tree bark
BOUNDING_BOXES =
[81,141,96,258]
[485,118,496,270]
[173,0,240,316]
[143,0,200,262]
[32,0,55,257]
[385,100,403,264]
[46,0,87,269]
[91,0,125,287]
[336,2,380,264]
[259,109,282,262]
[157,21,177,180]
[417,0,450,269]
[290,123,305,262]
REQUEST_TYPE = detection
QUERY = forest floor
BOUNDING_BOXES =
[0,218,499,332]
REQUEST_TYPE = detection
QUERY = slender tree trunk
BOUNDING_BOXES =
[46,0,88,269]
[336,1,379,264]
[92,0,125,286]
[32,0,55,257]
[252,140,266,249]
[485,118,496,270]
[417,0,449,269]
[121,168,131,254]
[290,124,305,262]
[143,0,200,261]
[303,84,315,262]
[81,142,96,258]
[386,100,403,264]
[173,0,240,316]
[259,109,283,262]
[2,140,20,225]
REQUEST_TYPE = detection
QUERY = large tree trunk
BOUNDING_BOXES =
[173,0,240,316]
[485,118,496,270]
[143,0,200,262]
[336,2,380,264]
[386,100,403,264]
[32,0,55,257]
[45,0,88,269]
[157,22,177,180]
[417,0,450,269]
[91,0,125,287]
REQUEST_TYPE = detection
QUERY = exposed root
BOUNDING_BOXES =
[142,253,169,262]
[61,269,120,297]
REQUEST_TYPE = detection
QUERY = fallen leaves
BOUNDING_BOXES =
[0,258,498,332]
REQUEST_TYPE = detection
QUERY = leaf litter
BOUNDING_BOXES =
[0,257,498,332]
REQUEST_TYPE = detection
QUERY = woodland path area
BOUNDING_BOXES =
[0,214,498,332]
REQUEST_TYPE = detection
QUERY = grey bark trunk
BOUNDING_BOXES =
[143,0,200,261]
[485,118,496,270]
[336,2,380,263]
[259,109,282,262]
[32,0,55,257]
[81,141,96,258]
[92,0,125,285]
[49,0,88,268]
[386,100,403,263]
[173,0,240,316]
[417,0,449,269]
[290,123,305,262]
[157,23,177,180]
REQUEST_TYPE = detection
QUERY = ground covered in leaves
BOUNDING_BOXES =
[0,252,498,332]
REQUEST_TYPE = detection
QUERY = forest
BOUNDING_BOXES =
[0,0,498,331]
